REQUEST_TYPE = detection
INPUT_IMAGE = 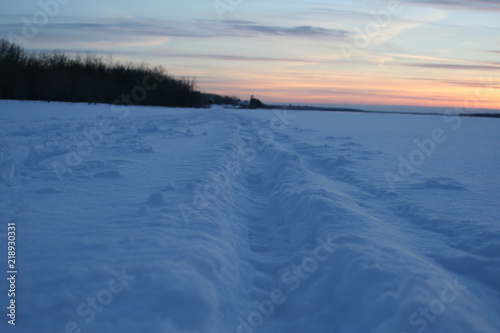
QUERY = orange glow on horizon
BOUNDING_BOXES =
[201,72,500,111]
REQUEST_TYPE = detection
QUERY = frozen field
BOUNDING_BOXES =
[0,100,499,333]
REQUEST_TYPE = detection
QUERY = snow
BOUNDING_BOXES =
[0,100,499,333]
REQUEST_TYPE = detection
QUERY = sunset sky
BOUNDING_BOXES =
[1,0,500,111]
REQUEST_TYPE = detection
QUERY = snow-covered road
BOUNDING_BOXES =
[0,101,499,333]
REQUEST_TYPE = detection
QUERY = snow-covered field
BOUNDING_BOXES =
[0,100,499,333]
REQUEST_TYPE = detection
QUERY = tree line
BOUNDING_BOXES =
[0,39,203,107]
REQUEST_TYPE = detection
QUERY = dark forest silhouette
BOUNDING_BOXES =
[0,40,204,107]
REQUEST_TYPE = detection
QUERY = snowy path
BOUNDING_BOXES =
[0,101,499,333]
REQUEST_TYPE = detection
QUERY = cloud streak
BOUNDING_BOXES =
[0,18,349,42]
[387,53,483,64]
[231,23,350,38]
[161,53,315,63]
[408,63,500,71]
[409,0,500,11]
[406,77,500,88]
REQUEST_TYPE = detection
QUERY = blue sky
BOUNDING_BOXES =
[1,0,500,110]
